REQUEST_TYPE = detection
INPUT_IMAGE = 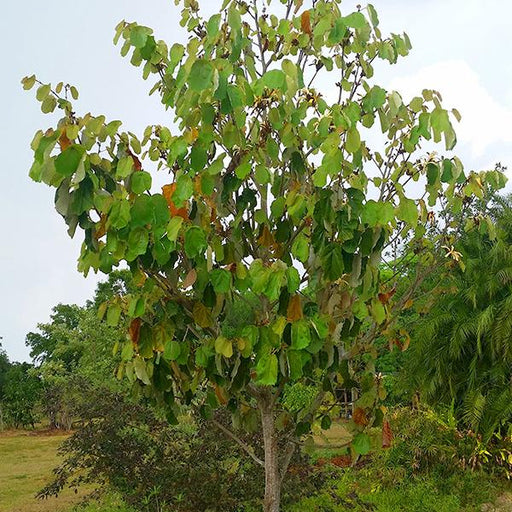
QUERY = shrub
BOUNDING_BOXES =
[40,389,321,511]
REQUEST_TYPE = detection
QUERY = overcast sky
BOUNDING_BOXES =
[2,0,512,362]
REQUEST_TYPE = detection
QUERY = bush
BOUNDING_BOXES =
[385,407,512,479]
[40,389,320,512]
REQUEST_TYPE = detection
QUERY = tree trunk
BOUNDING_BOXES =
[260,392,281,512]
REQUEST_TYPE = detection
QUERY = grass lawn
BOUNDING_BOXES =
[0,429,87,512]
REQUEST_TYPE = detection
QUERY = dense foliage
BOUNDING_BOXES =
[40,389,322,512]
[404,196,512,441]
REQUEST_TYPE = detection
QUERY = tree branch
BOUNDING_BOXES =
[211,418,264,467]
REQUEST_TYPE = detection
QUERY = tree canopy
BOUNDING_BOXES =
[24,0,505,509]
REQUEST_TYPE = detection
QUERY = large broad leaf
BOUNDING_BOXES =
[255,353,278,385]
[352,432,371,455]
[261,69,286,90]
[167,216,183,242]
[210,268,232,294]
[291,320,311,349]
[131,171,152,194]
[184,226,207,258]
[321,244,344,281]
[188,59,214,91]
[164,340,181,361]
[362,200,394,227]
[54,145,84,177]
[397,197,418,225]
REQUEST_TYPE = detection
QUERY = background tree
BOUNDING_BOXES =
[0,345,11,429]
[25,0,505,509]
[403,194,512,442]
[1,362,42,429]
[25,271,131,428]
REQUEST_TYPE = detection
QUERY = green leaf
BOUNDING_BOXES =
[322,244,344,281]
[362,86,386,112]
[265,261,286,301]
[184,226,207,258]
[169,43,185,73]
[249,259,269,294]
[207,14,221,38]
[117,156,134,178]
[255,353,278,385]
[371,299,386,324]
[167,216,183,242]
[345,128,361,154]
[127,227,149,257]
[288,350,305,380]
[109,199,131,229]
[292,236,309,264]
[188,59,214,92]
[130,26,151,48]
[164,340,181,361]
[352,432,371,455]
[173,175,193,206]
[342,12,367,29]
[291,320,311,350]
[22,75,36,90]
[130,195,153,227]
[131,171,152,194]
[397,197,418,225]
[106,303,121,327]
[54,146,84,177]
[367,4,379,27]
[210,269,232,294]
[134,357,151,385]
[286,267,300,294]
[261,69,286,90]
[215,336,233,358]
[235,161,252,179]
[362,200,394,227]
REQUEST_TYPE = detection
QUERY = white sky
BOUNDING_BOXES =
[2,0,512,362]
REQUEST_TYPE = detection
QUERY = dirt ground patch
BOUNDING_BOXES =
[482,493,512,512]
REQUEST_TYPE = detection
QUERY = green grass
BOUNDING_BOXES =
[0,429,89,512]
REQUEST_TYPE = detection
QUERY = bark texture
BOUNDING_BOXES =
[260,392,281,512]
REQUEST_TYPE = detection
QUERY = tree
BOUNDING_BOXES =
[0,345,11,429]
[25,276,130,428]
[25,1,505,509]
[2,362,42,429]
[404,194,512,442]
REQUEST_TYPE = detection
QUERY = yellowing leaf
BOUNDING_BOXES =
[215,336,233,358]
[287,294,303,322]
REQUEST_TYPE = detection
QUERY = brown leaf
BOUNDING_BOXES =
[378,286,396,305]
[301,10,312,35]
[129,318,142,346]
[130,153,142,171]
[58,130,71,151]
[353,407,368,426]
[382,420,393,448]
[94,214,107,241]
[286,294,303,322]
[162,183,189,220]
[214,384,228,405]
[258,224,275,248]
[182,268,197,289]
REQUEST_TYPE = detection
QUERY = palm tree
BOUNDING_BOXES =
[405,195,512,441]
